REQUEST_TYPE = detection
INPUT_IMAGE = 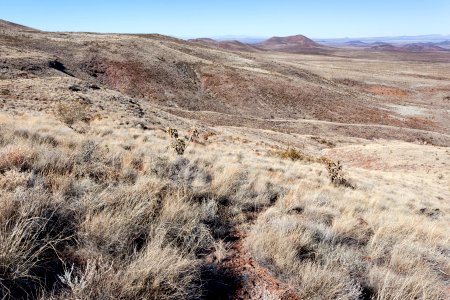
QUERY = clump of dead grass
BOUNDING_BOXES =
[276,147,354,188]
[276,147,314,162]
[55,100,94,128]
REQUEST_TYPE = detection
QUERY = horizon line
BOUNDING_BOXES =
[2,18,450,42]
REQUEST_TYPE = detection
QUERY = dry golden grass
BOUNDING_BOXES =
[276,147,354,188]
[246,176,449,299]
[0,112,449,299]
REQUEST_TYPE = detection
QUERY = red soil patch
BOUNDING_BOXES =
[337,79,412,99]
[326,149,390,171]
[403,117,438,130]
[366,85,411,98]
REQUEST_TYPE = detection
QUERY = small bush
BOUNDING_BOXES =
[167,128,179,139]
[0,148,33,173]
[0,191,75,299]
[188,128,199,142]
[171,138,187,155]
[276,147,354,188]
[326,160,354,188]
[55,100,90,126]
[277,147,313,162]
[0,89,10,96]
[166,127,200,155]
[202,131,216,141]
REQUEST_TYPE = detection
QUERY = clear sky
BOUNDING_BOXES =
[1,0,449,39]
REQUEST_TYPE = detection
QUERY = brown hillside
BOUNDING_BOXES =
[260,34,320,47]
[257,34,329,53]
[1,26,450,142]
[0,19,38,32]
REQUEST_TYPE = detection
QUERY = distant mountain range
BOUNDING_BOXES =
[205,34,450,45]
[189,34,330,54]
[316,34,450,45]
[188,38,262,52]
[2,19,448,54]
[340,41,449,51]
[189,34,450,53]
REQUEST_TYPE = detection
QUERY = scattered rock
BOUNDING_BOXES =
[288,207,304,214]
[68,84,82,92]
[88,84,101,90]
[418,207,441,219]
[135,122,149,130]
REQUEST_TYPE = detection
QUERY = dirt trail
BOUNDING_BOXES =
[206,207,300,300]
[221,229,300,300]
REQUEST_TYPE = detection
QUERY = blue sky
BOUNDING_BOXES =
[1,1,449,38]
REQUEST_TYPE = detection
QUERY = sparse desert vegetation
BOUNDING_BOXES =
[1,19,450,300]
[0,112,448,299]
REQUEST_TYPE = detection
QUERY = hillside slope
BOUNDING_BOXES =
[1,21,450,300]
[0,19,39,32]
[1,26,450,144]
